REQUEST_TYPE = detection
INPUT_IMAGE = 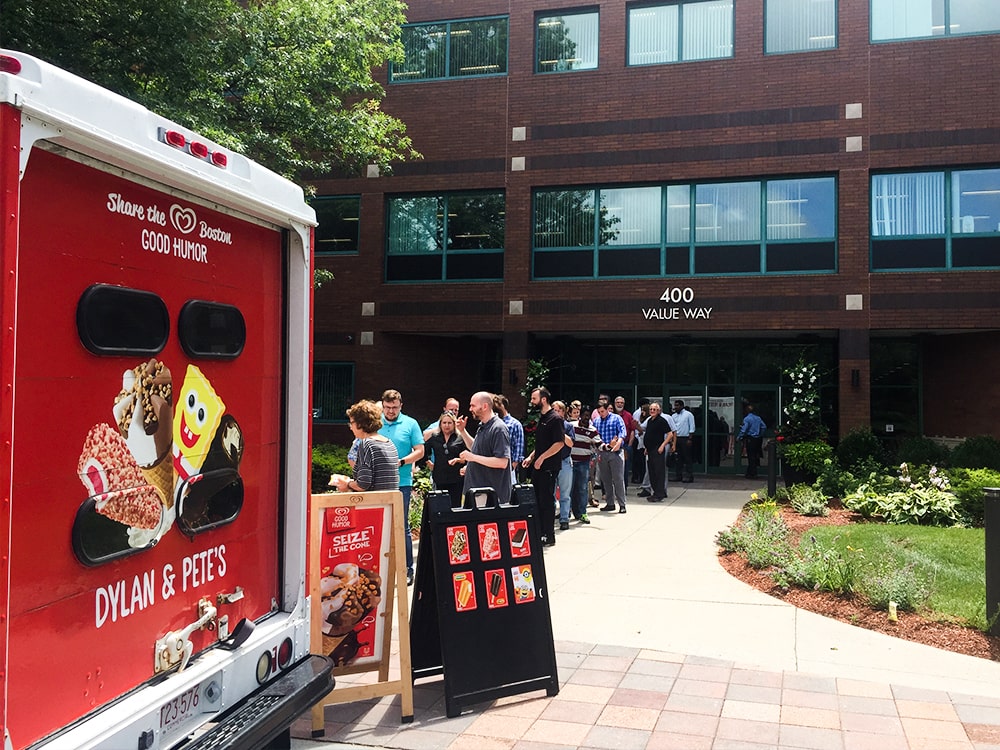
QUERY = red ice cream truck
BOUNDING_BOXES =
[0,51,332,748]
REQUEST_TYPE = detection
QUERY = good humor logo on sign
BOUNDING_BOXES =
[642,287,713,321]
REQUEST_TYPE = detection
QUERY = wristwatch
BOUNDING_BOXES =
[399,458,405,467]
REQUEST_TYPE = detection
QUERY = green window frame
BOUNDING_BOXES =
[536,9,600,72]
[871,0,1000,41]
[532,177,837,279]
[627,0,734,66]
[313,196,360,254]
[870,166,1000,270]
[386,191,505,282]
[390,16,508,82]
[313,362,354,424]
[764,0,837,53]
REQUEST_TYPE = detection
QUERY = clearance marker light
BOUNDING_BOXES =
[0,55,22,74]
[157,128,228,170]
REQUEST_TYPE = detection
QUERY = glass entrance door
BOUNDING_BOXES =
[734,387,779,477]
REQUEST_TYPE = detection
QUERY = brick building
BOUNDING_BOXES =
[310,0,1000,476]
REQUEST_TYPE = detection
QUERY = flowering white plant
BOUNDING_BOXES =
[780,358,827,443]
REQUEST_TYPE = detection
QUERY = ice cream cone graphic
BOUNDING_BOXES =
[113,358,174,507]
[141,454,175,509]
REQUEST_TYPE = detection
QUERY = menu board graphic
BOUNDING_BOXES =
[319,505,391,666]
[453,572,477,612]
[446,526,471,565]
[485,569,508,609]
[478,523,501,561]
[508,520,530,558]
[511,564,536,604]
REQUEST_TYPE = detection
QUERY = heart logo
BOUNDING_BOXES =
[170,205,197,235]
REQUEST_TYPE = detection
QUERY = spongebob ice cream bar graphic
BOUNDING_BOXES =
[75,362,244,564]
[173,364,227,494]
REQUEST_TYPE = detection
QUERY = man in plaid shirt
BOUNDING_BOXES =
[592,398,627,513]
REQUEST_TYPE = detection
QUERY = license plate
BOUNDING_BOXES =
[159,683,201,732]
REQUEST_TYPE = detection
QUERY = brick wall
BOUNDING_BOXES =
[309,0,1000,440]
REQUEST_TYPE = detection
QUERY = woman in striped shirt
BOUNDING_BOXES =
[329,400,400,492]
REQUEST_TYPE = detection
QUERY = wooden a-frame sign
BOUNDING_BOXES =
[309,490,414,735]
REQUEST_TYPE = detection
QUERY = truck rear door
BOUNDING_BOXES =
[7,144,286,747]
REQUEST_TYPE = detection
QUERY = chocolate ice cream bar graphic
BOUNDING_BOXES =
[511,527,527,547]
[489,571,503,597]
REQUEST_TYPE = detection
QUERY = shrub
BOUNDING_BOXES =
[409,466,433,530]
[896,436,951,468]
[311,443,352,493]
[836,427,887,472]
[946,468,1000,526]
[951,436,1000,471]
[715,500,792,569]
[859,560,931,612]
[775,535,861,595]
[844,463,961,526]
[789,483,829,516]
[782,441,833,474]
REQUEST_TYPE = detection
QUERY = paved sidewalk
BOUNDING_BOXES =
[292,481,1000,749]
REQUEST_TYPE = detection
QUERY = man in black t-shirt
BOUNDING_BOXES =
[643,402,676,502]
[522,387,564,546]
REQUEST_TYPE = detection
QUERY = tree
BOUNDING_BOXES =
[1,0,417,183]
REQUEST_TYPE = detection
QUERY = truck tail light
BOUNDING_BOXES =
[0,55,22,74]
[277,638,293,670]
[157,128,228,170]
[162,129,186,149]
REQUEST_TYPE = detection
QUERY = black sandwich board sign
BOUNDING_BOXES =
[409,485,559,717]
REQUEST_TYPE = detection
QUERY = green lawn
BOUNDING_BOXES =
[807,524,988,630]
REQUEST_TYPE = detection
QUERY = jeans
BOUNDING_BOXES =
[557,456,573,523]
[571,460,590,518]
[401,485,413,573]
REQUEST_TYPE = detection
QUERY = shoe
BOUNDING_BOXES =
[651,497,664,502]
[637,489,651,497]
[682,478,693,483]
[406,570,414,586]
[559,521,570,531]
[542,538,556,547]
[600,505,616,512]
[646,496,656,502]
[580,514,590,524]
[618,507,627,514]
[589,499,599,508]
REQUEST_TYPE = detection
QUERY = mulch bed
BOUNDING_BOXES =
[717,502,1000,661]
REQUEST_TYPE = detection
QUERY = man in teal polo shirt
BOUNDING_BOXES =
[379,389,424,585]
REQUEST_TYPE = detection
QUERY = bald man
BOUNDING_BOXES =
[459,391,512,504]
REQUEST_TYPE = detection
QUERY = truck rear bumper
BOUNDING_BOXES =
[172,654,333,750]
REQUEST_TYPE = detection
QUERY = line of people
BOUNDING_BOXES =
[329,388,700,567]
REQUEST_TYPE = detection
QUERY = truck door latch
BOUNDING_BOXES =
[154,598,218,674]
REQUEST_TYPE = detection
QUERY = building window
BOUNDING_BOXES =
[533,177,836,279]
[313,196,360,254]
[386,191,505,282]
[391,16,508,82]
[313,362,354,423]
[536,9,600,72]
[627,0,734,66]
[871,0,1000,41]
[765,0,837,53]
[871,167,1000,270]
